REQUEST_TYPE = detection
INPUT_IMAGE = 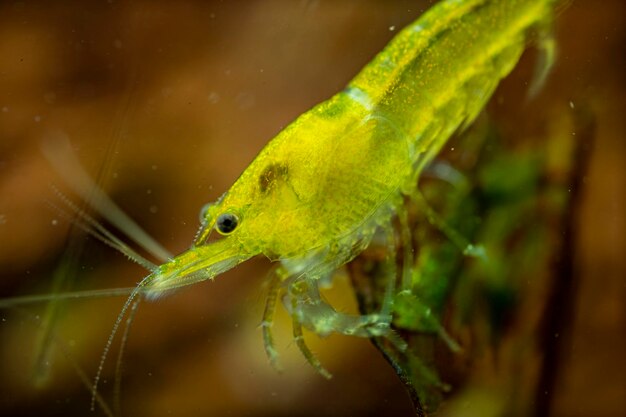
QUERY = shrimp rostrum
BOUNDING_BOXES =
[125,0,560,378]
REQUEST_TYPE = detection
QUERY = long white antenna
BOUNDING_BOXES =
[41,131,172,262]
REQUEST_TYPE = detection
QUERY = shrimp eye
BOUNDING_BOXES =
[215,212,239,235]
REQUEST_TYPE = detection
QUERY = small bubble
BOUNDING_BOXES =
[34,115,42,123]
[149,205,158,214]
[51,219,59,226]
[569,101,575,109]
[207,92,220,104]
[389,25,396,31]
[1,106,8,113]
[146,189,152,195]
[236,92,256,110]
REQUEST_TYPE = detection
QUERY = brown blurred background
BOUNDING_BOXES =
[0,1,623,416]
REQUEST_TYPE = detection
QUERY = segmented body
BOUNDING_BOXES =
[126,0,559,378]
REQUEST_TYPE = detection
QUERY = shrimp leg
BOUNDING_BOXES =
[296,291,408,352]
[411,191,486,260]
[394,198,464,352]
[261,267,283,371]
[397,203,414,294]
[288,282,332,379]
[289,277,406,377]
[379,224,399,319]
[285,223,407,350]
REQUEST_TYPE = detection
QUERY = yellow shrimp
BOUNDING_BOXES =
[0,0,564,412]
[85,0,563,386]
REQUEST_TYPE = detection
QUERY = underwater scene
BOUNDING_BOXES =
[0,1,624,416]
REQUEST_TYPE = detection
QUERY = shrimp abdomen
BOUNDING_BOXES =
[349,0,557,174]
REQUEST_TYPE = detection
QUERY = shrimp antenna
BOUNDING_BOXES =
[113,297,141,416]
[41,131,172,262]
[90,273,154,411]
[47,187,157,272]
[40,131,171,412]
[0,288,137,308]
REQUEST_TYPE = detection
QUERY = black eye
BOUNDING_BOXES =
[215,212,239,235]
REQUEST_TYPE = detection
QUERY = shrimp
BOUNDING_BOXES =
[0,0,564,413]
[95,0,562,383]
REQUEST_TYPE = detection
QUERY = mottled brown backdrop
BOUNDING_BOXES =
[0,1,623,416]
